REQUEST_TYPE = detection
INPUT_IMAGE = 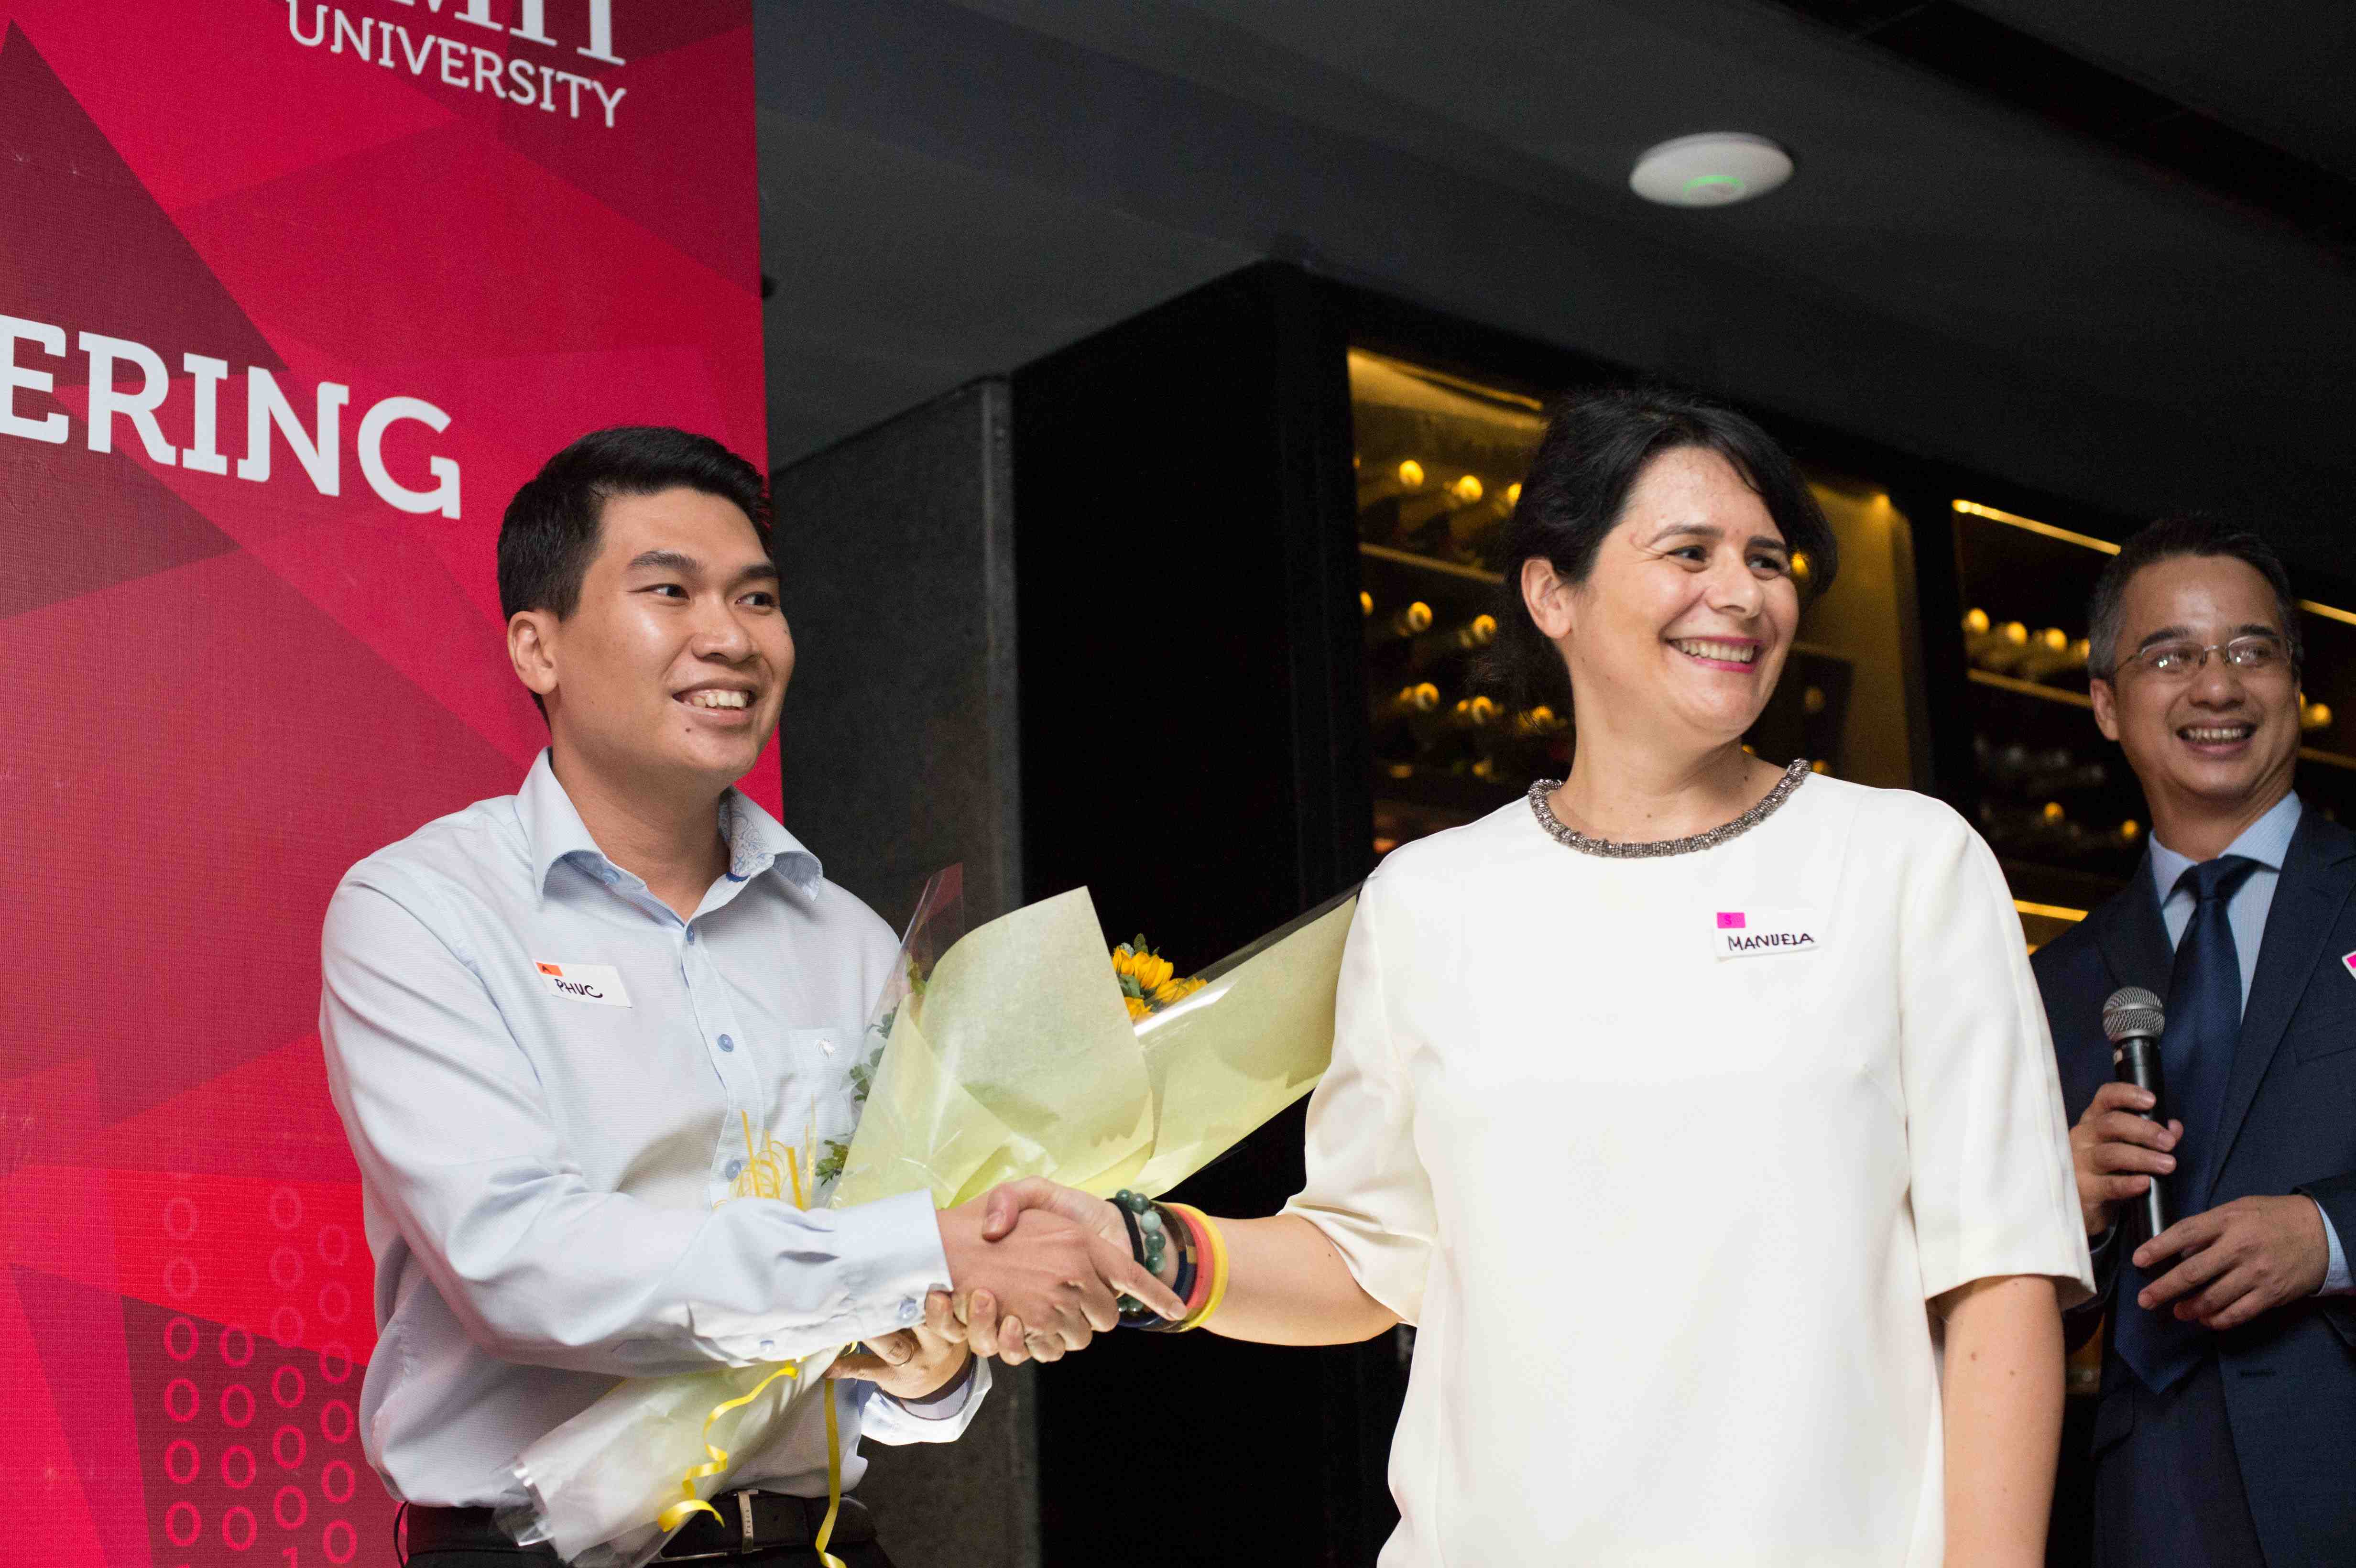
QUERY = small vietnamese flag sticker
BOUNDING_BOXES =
[1716,912,1746,929]
[534,961,632,1006]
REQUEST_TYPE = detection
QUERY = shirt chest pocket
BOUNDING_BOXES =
[748,1027,868,1169]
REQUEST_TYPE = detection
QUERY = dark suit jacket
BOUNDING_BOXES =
[2033,805,2356,1565]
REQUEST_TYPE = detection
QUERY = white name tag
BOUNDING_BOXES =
[1710,907,1824,960]
[535,961,633,1006]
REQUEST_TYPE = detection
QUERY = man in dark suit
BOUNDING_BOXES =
[2034,517,2356,1567]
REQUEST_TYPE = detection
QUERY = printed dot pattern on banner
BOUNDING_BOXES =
[129,1181,392,1568]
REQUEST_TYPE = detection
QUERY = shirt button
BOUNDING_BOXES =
[717,1034,735,1053]
[760,1339,775,1356]
[725,1159,744,1179]
[898,1299,921,1326]
[685,927,698,944]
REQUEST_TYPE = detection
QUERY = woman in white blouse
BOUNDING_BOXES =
[973,388,2093,1566]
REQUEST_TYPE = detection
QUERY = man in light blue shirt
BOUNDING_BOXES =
[320,428,1176,1566]
[2034,516,2356,1567]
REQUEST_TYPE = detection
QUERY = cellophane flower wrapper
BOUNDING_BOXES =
[507,872,966,1568]
[832,882,1357,1209]
[506,1350,838,1568]
[510,873,1354,1564]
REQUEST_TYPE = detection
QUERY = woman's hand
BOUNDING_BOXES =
[826,1290,970,1400]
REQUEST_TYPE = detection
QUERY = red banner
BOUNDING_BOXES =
[0,5,765,1562]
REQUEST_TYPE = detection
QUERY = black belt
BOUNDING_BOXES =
[404,1492,876,1562]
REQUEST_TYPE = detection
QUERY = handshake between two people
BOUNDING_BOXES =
[827,1181,1181,1399]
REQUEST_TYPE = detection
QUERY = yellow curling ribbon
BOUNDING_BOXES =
[817,1381,845,1567]
[730,1111,793,1202]
[654,1361,804,1533]
[660,1117,848,1568]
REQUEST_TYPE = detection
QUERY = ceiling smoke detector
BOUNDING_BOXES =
[1629,133,1793,208]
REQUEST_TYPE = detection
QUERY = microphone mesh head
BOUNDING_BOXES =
[2102,985,2165,1041]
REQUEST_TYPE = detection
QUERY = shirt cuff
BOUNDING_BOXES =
[2313,1198,2354,1296]
[832,1188,954,1336]
[861,1353,991,1445]
[885,1354,979,1420]
[701,1189,950,1363]
[2081,1222,2123,1283]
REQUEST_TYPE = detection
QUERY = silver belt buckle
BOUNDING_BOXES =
[654,1491,757,1562]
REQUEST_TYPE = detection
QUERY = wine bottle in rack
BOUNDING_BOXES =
[2015,629,2089,682]
[1370,681,1441,754]
[1365,599,1434,647]
[1442,695,1501,733]
[1356,457,1428,509]
[1394,472,1485,529]
[1409,612,1499,670]
[1392,474,1499,559]
[1962,610,2028,669]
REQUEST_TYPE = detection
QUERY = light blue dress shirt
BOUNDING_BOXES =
[319,751,985,1509]
[2146,790,2350,1293]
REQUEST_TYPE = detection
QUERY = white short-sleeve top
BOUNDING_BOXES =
[1286,774,2094,1567]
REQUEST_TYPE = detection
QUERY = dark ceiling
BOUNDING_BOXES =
[1966,0,2356,179]
[1772,0,2356,251]
[757,0,2356,568]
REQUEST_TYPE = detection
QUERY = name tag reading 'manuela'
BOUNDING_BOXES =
[1711,908,1824,960]
[535,961,633,1007]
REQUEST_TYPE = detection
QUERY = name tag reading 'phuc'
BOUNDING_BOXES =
[536,961,633,1006]
[1711,908,1824,960]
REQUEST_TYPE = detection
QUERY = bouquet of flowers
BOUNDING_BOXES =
[506,871,1355,1567]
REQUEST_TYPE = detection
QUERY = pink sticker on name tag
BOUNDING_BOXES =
[1710,906,1823,959]
[2343,950,2356,979]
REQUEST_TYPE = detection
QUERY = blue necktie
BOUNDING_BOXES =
[2116,853,2258,1394]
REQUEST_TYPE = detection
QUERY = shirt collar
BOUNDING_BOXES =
[2149,788,2302,904]
[518,749,824,901]
[715,784,824,895]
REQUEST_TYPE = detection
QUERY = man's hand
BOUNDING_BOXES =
[958,1179,1173,1365]
[935,1196,1183,1366]
[826,1290,969,1401]
[2069,1082,2182,1237]
[2134,1195,2330,1331]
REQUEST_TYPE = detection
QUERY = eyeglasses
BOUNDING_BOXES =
[2123,633,2291,679]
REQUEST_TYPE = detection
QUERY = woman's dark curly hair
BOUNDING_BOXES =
[1488,386,1837,708]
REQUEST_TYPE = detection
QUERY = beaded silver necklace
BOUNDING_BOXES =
[1527,757,1812,858]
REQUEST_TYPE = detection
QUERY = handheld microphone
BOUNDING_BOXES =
[2101,986,2169,1240]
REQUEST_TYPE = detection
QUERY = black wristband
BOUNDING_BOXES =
[1116,1199,1146,1267]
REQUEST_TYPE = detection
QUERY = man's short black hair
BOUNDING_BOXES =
[2085,515,2302,680]
[497,425,771,624]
